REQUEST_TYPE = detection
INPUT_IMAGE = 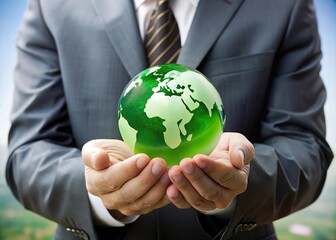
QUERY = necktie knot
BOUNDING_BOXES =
[145,0,181,66]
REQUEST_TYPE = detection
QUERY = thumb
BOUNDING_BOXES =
[230,147,245,169]
[90,148,110,170]
[82,142,110,171]
[229,143,254,169]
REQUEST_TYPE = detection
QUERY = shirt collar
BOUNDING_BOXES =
[133,0,146,9]
[188,0,200,7]
[134,0,200,9]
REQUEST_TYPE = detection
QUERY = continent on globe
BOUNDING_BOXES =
[118,63,225,166]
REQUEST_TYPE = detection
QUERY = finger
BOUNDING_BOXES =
[166,184,191,209]
[230,145,254,169]
[118,171,172,216]
[214,133,254,169]
[130,170,171,212]
[91,148,110,170]
[168,164,215,211]
[194,154,249,193]
[82,140,103,169]
[82,139,133,169]
[85,154,150,196]
[102,158,167,210]
[180,158,231,209]
[136,195,171,215]
[122,194,171,216]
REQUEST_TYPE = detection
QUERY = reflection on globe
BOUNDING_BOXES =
[118,64,225,166]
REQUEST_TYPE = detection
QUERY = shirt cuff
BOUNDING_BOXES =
[200,198,236,217]
[88,192,139,227]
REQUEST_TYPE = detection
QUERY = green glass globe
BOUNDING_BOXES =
[118,64,225,166]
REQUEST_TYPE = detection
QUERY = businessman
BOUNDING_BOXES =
[6,0,333,239]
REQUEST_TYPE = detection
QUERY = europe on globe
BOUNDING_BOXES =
[118,64,225,166]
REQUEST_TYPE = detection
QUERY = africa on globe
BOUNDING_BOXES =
[118,64,225,166]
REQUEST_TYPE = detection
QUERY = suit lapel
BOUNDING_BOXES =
[89,0,147,78]
[89,0,245,75]
[177,0,245,68]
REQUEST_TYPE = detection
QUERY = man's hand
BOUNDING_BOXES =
[166,133,254,212]
[82,139,171,219]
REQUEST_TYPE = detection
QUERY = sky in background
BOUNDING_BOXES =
[316,0,336,148]
[0,1,335,157]
[0,1,26,146]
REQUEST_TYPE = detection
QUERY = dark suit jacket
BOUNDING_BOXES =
[6,0,333,239]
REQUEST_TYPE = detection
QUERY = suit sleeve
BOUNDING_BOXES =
[5,0,123,239]
[198,0,333,238]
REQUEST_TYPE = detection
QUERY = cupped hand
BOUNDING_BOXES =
[166,132,254,212]
[82,139,171,218]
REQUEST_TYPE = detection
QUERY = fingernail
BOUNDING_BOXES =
[183,162,194,174]
[160,173,170,184]
[91,151,97,168]
[171,191,180,199]
[136,157,148,169]
[238,150,245,166]
[91,151,97,160]
[152,162,164,176]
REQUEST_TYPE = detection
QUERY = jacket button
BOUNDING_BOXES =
[66,228,89,240]
[234,223,257,233]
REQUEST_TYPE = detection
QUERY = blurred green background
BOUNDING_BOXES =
[0,0,335,239]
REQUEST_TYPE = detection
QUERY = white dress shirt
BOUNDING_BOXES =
[135,0,199,45]
[89,0,234,227]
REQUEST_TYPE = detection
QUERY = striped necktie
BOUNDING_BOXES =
[144,0,181,66]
